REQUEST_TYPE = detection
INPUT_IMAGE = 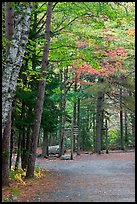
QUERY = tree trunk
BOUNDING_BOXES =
[42,129,49,157]
[92,111,96,152]
[124,111,128,144]
[59,68,68,156]
[59,69,64,156]
[101,108,104,150]
[71,125,74,160]
[95,91,104,154]
[131,114,135,146]
[77,97,80,155]
[72,74,77,152]
[15,132,22,170]
[2,2,32,135]
[2,113,11,186]
[21,128,26,170]
[105,119,109,154]
[26,2,52,178]
[9,125,14,169]
[2,2,14,186]
[120,87,124,150]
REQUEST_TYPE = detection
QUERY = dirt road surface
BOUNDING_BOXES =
[33,151,135,202]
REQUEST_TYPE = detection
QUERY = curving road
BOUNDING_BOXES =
[35,152,135,202]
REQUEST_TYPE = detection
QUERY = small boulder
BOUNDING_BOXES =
[60,154,71,160]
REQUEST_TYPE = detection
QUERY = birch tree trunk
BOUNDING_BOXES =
[2,115,11,186]
[26,2,52,178]
[2,2,32,135]
[2,2,14,186]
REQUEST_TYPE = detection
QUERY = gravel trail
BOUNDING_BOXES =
[34,152,135,202]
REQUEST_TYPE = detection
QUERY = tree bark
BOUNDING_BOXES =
[2,2,14,186]
[59,69,63,156]
[95,91,104,154]
[15,132,22,170]
[42,129,49,157]
[59,68,68,156]
[124,111,128,144]
[72,74,77,152]
[105,119,109,154]
[2,113,11,186]
[131,114,135,146]
[26,2,52,178]
[77,97,80,155]
[92,111,96,152]
[2,2,32,135]
[120,87,124,150]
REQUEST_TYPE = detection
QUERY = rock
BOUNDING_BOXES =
[48,145,59,155]
[60,154,71,160]
[84,152,89,154]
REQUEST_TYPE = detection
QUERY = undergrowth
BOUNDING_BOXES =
[2,166,46,202]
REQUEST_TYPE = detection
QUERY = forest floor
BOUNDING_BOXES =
[2,149,135,202]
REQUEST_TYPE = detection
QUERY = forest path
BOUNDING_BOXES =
[34,151,135,202]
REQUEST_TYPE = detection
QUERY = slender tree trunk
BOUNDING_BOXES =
[26,2,52,178]
[77,97,80,155]
[72,74,77,152]
[2,3,32,134]
[95,91,104,154]
[120,87,124,150]
[9,125,14,169]
[124,111,128,145]
[15,132,22,170]
[59,68,68,156]
[92,111,96,152]
[131,114,135,146]
[71,124,74,160]
[25,126,32,168]
[59,69,64,156]
[42,129,49,157]
[101,108,104,150]
[105,119,109,154]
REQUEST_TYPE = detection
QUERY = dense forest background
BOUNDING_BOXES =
[2,2,135,186]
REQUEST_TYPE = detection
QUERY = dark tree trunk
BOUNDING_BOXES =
[42,129,49,157]
[77,97,80,155]
[95,91,104,154]
[21,129,26,170]
[59,69,64,156]
[92,111,96,152]
[101,107,104,150]
[72,74,77,152]
[25,126,32,168]
[120,87,124,150]
[124,112,128,144]
[105,119,109,154]
[131,114,135,146]
[59,68,68,156]
[9,125,14,169]
[26,2,52,178]
[15,132,22,170]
